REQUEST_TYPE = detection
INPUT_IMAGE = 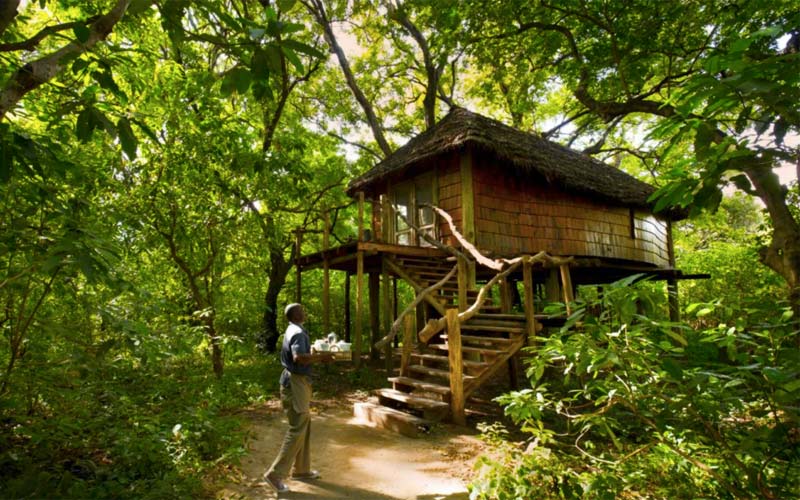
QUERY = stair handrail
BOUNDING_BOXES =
[379,204,573,346]
[374,264,457,350]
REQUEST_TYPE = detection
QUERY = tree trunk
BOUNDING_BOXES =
[206,317,223,378]
[0,0,20,38]
[746,163,800,317]
[259,245,295,352]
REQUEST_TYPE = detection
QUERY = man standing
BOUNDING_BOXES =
[264,303,333,493]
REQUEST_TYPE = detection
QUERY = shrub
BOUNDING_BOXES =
[471,277,800,499]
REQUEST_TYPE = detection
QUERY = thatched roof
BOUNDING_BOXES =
[348,107,673,216]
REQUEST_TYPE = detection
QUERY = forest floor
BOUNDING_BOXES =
[212,361,513,500]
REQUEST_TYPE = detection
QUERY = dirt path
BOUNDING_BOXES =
[216,399,484,500]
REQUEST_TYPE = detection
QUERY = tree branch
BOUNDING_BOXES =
[303,0,392,156]
[0,0,133,120]
[0,19,100,52]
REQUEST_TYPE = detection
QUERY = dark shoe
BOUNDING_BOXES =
[264,473,290,493]
[291,469,321,480]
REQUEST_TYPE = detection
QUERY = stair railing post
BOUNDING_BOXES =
[445,308,466,425]
[400,314,415,377]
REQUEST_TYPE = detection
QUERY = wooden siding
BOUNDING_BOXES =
[471,155,670,267]
[436,151,462,248]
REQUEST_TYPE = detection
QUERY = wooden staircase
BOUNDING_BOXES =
[354,254,532,437]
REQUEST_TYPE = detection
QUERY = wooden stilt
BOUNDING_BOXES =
[354,251,363,367]
[522,260,536,340]
[322,211,330,334]
[667,279,680,323]
[344,273,351,342]
[500,278,512,314]
[369,272,380,361]
[501,275,518,389]
[508,354,520,390]
[446,309,465,425]
[382,261,393,375]
[560,264,575,315]
[545,269,560,302]
[393,278,399,348]
[354,192,365,368]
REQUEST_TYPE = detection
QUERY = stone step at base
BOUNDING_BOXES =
[353,401,432,438]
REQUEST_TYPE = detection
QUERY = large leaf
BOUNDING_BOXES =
[250,48,271,80]
[280,46,304,73]
[73,24,91,44]
[281,39,325,59]
[76,108,96,142]
[117,117,137,159]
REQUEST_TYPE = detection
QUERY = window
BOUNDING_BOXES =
[391,175,436,246]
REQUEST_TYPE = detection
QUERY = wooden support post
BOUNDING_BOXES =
[522,260,536,340]
[545,269,560,302]
[457,255,468,312]
[382,261,393,375]
[369,272,380,361]
[446,309,466,425]
[322,211,330,334]
[344,273,351,342]
[354,192,365,367]
[393,278,399,348]
[294,229,303,303]
[508,354,520,390]
[500,278,512,314]
[354,251,364,368]
[358,191,365,241]
[381,194,391,244]
[560,264,574,315]
[503,274,519,390]
[668,279,680,323]
[400,314,415,377]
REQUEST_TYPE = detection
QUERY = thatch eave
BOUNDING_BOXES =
[347,107,686,220]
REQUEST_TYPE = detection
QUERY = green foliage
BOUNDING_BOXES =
[675,193,785,326]
[0,343,280,498]
[471,278,800,499]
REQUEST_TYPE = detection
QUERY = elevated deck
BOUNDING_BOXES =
[296,240,706,284]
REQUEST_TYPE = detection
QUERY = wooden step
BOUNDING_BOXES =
[388,376,451,397]
[353,401,432,438]
[410,352,490,376]
[475,313,527,321]
[428,344,505,357]
[461,324,526,334]
[374,388,450,421]
[442,334,517,345]
[407,364,477,382]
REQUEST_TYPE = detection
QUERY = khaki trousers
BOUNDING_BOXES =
[267,374,312,478]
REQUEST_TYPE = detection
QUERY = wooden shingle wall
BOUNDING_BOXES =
[436,152,463,247]
[471,155,670,267]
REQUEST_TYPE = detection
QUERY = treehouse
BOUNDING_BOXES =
[295,107,703,435]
